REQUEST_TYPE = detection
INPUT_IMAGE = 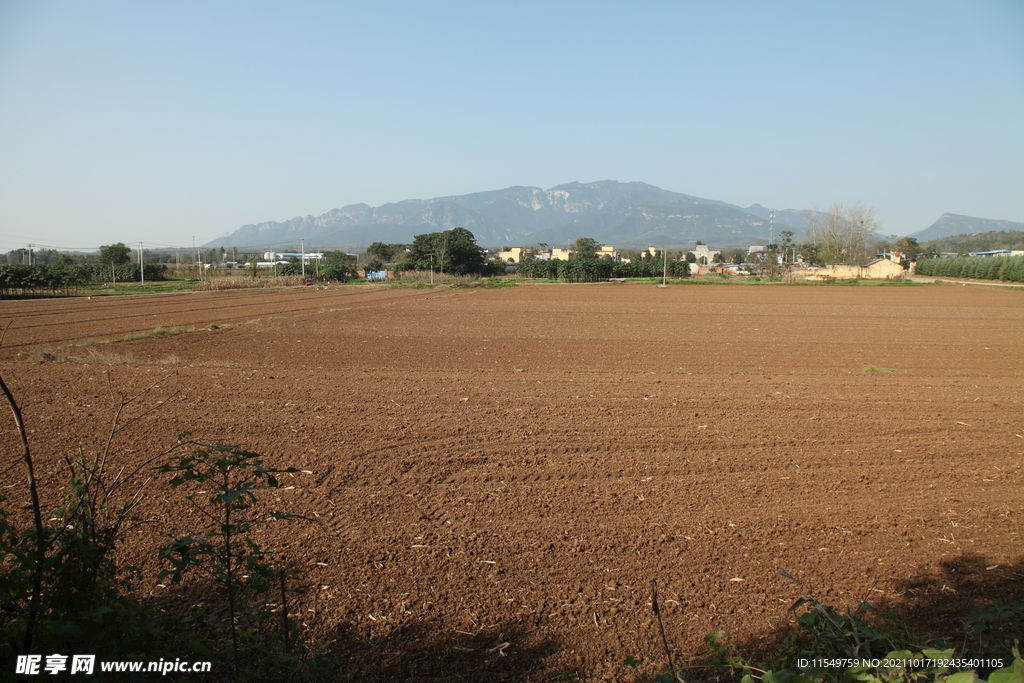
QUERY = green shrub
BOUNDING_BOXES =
[0,373,310,681]
[0,373,179,673]
[157,439,304,679]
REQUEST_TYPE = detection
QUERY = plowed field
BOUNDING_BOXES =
[2,282,1022,681]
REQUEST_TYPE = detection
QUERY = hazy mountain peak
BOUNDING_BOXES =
[911,213,1024,241]
[208,182,1011,250]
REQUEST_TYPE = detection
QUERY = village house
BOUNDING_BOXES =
[861,257,905,279]
[689,244,721,264]
[797,257,905,281]
[496,247,526,263]
[504,244,618,262]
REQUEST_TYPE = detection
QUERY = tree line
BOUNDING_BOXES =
[915,254,1024,282]
[2,245,234,267]
[25,211,1018,291]
[515,256,691,281]
[0,263,169,299]
[919,230,1024,255]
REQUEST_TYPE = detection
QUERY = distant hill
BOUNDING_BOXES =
[910,213,1024,242]
[920,230,1024,254]
[208,183,1019,252]
[208,181,805,250]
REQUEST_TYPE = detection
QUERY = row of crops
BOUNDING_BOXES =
[915,254,1024,282]
[0,264,168,299]
[515,258,691,281]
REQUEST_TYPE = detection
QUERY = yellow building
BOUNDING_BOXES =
[497,247,526,263]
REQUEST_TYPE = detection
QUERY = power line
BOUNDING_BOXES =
[1,236,321,255]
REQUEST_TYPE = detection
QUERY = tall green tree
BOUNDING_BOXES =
[779,230,794,263]
[895,237,919,255]
[364,242,404,263]
[322,251,358,281]
[800,243,821,265]
[99,243,132,283]
[98,243,131,266]
[573,237,600,260]
[404,228,486,275]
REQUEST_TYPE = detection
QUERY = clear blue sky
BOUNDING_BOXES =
[1,0,1021,252]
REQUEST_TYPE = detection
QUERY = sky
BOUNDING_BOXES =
[0,0,1021,253]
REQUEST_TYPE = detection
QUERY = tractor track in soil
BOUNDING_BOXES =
[0,286,438,354]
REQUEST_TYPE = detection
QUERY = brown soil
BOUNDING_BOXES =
[2,282,1022,681]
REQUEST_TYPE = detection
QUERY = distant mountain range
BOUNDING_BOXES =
[908,213,1024,242]
[207,181,1017,250]
[211,181,808,249]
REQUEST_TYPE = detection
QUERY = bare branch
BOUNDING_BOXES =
[0,360,47,655]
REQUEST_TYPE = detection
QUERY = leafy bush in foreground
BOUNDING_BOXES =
[0,370,308,681]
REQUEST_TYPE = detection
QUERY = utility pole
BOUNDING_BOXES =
[300,238,306,279]
[139,242,145,286]
[194,237,201,280]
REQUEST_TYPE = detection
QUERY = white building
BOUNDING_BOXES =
[263,252,324,262]
[689,244,721,263]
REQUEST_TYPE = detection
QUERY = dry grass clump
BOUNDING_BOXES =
[82,348,139,364]
[35,346,139,364]
[35,347,191,365]
[193,275,310,291]
[390,270,493,286]
[33,325,204,364]
[193,272,494,290]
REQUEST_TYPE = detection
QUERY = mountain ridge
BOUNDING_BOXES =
[910,213,1024,242]
[207,181,1015,250]
[211,181,803,249]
